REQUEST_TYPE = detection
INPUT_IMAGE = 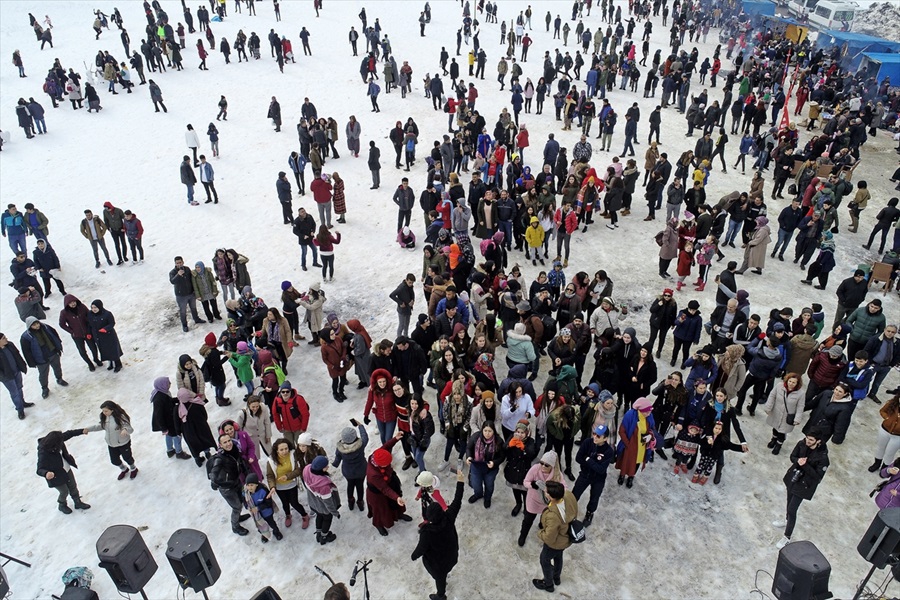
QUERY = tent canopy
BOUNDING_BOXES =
[860,52,900,84]
[817,31,900,69]
[741,0,777,16]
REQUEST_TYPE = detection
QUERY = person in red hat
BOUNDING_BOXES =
[365,430,413,535]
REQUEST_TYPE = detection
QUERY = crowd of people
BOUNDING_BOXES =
[4,0,900,598]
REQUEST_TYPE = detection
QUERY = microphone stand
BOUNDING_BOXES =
[353,559,372,600]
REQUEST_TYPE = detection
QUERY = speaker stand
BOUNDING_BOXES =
[201,590,210,600]
[851,563,879,600]
[0,553,31,569]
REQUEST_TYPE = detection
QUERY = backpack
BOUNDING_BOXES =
[654,230,664,247]
[568,517,587,543]
[443,99,452,113]
[264,363,286,386]
[537,313,557,341]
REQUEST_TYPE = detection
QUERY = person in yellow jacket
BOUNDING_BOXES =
[532,481,577,592]
[525,215,545,265]
[468,49,476,76]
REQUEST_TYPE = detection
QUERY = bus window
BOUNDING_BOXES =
[833,10,854,19]
[814,5,832,17]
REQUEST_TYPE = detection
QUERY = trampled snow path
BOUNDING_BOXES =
[1,1,898,598]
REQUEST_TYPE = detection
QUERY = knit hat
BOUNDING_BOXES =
[310,281,321,292]
[281,280,292,291]
[459,291,469,302]
[245,473,260,485]
[372,448,392,467]
[663,288,674,296]
[827,346,844,358]
[280,379,292,390]
[593,424,610,437]
[416,471,437,488]
[699,345,715,357]
[688,300,700,310]
[516,300,531,312]
[772,322,786,332]
[341,427,358,444]
[573,312,585,321]
[237,341,249,352]
[514,323,526,335]
[311,455,329,471]
[297,432,313,446]
[204,332,217,347]
[632,397,654,413]
[559,327,571,336]
[417,313,429,324]
[854,269,865,277]
[482,390,495,402]
[540,450,558,466]
[515,419,529,432]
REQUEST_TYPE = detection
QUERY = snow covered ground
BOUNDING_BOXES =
[1,1,899,598]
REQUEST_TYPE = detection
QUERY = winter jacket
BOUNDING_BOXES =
[506,329,536,364]
[86,417,134,448]
[806,350,846,388]
[272,389,309,433]
[207,448,245,491]
[672,309,703,344]
[36,429,85,487]
[805,391,854,443]
[575,438,615,482]
[537,490,578,549]
[20,322,63,366]
[783,439,829,500]
[333,424,369,480]
[365,369,398,423]
[846,307,886,344]
[763,384,805,434]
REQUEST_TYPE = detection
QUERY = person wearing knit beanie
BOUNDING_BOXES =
[366,435,412,535]
[204,332,217,347]
[517,448,563,546]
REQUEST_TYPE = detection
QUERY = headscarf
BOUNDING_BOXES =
[90,299,105,312]
[473,353,496,383]
[718,344,745,375]
[177,387,205,422]
[347,319,372,349]
[151,376,170,403]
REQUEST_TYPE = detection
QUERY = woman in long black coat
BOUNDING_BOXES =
[150,376,191,459]
[176,387,217,466]
[411,471,465,600]
[87,299,123,371]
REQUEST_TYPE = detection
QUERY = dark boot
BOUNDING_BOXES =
[766,436,777,449]
[73,499,91,510]
[511,502,522,517]
[58,502,73,514]
[771,441,783,456]
[713,464,723,485]
[868,458,884,473]
[655,448,668,460]
[583,510,594,527]
[517,529,528,547]
[402,456,415,470]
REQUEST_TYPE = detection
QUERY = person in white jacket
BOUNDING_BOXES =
[185,123,201,166]
[84,400,138,479]
[588,297,620,338]
[500,382,534,441]
[237,396,272,459]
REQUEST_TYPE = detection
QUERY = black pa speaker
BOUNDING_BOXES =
[165,529,220,593]
[772,540,833,600]
[96,525,158,594]
[249,586,284,600]
[857,507,900,569]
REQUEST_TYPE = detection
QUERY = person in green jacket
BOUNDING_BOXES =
[846,299,886,359]
[227,341,255,395]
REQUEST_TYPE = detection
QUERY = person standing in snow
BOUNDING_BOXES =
[148,79,167,112]
[170,256,206,332]
[32,239,65,297]
[368,141,381,189]
[36,429,91,514]
[79,209,113,268]
[368,77,381,112]
[0,333,32,420]
[345,115,361,157]
[268,96,282,132]
[122,210,144,263]
[199,155,218,204]
[102,201,128,265]
[84,401,138,480]
[181,155,198,206]
[411,469,466,600]
[87,299,123,372]
[773,427,830,549]
[185,124,201,166]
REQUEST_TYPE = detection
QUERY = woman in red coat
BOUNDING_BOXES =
[615,397,658,488]
[196,39,208,70]
[364,368,399,444]
[319,327,350,402]
[332,172,347,223]
[366,431,413,535]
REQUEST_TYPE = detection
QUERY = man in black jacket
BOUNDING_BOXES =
[207,433,250,535]
[714,261,737,307]
[276,171,293,225]
[411,470,466,599]
[292,207,320,271]
[391,336,428,394]
[0,333,32,419]
[36,429,90,513]
[169,256,206,332]
[771,147,794,199]
[771,198,803,260]
[832,269,868,328]
[709,299,748,353]
[390,275,416,338]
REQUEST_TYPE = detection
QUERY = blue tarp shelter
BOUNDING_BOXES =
[860,52,900,84]
[817,30,900,69]
[742,0,777,16]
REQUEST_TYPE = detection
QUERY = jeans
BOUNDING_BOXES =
[469,462,498,500]
[875,427,900,463]
[186,183,195,203]
[498,220,513,248]
[317,202,332,228]
[771,228,793,257]
[397,310,411,338]
[376,418,396,445]
[36,354,63,391]
[219,487,244,529]
[164,435,184,453]
[128,237,144,260]
[724,219,742,245]
[89,238,112,264]
[72,336,100,367]
[540,544,564,586]
[665,203,681,221]
[300,242,318,268]
[175,294,203,327]
[110,230,128,261]
[784,491,804,538]
[34,117,47,134]
[870,364,892,398]
[573,473,606,512]
[202,181,219,202]
[413,445,428,472]
[320,254,335,279]
[7,234,26,255]
[1,373,25,411]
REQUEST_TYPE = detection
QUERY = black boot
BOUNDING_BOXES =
[517,529,528,547]
[868,458,883,473]
[58,502,73,514]
[511,502,522,517]
[583,511,594,527]
[771,441,782,456]
[713,464,723,485]
[655,448,668,460]
[766,436,777,449]
[73,499,91,510]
